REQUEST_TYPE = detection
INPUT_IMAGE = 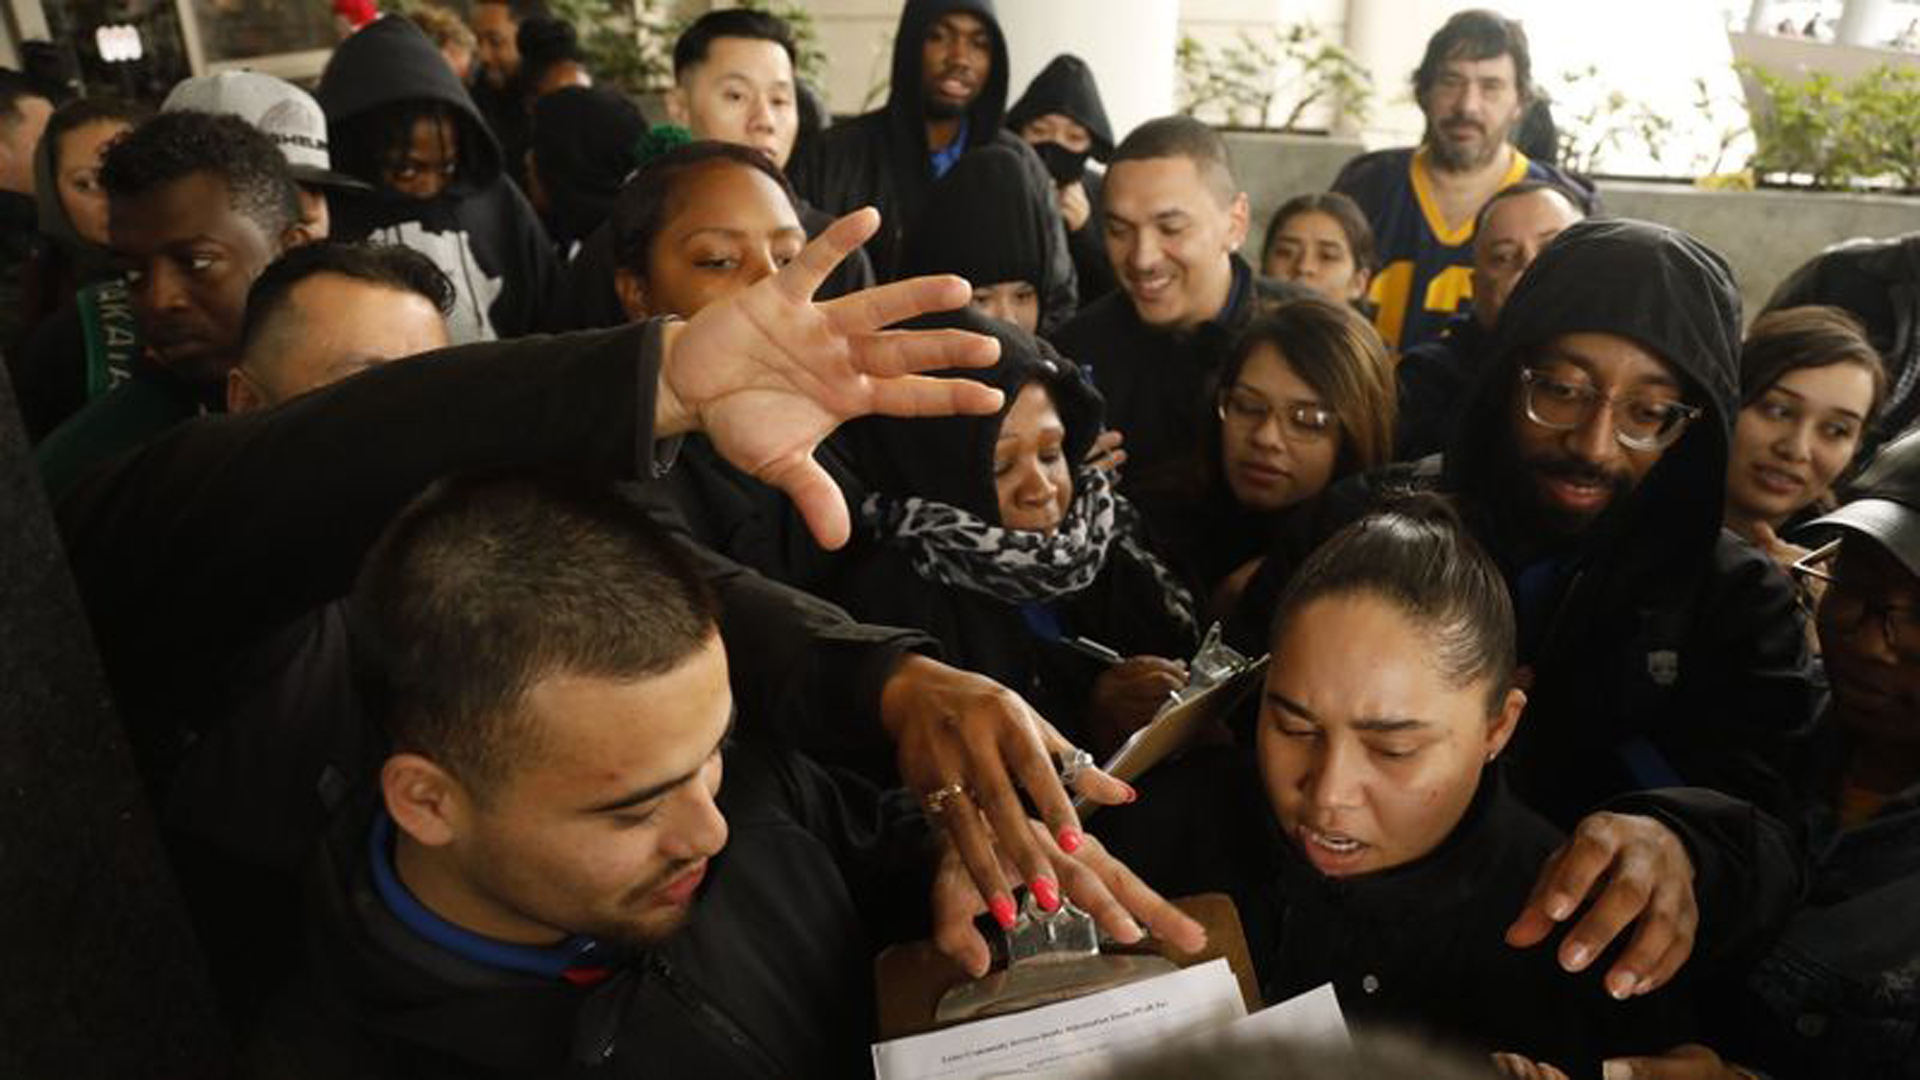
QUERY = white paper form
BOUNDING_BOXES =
[1228,982,1350,1048]
[871,958,1247,1080]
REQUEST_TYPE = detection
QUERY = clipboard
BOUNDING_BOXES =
[873,892,1261,1041]
[1078,625,1269,818]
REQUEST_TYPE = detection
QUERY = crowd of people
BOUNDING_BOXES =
[3,2,1916,1077]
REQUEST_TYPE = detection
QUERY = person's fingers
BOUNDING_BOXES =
[929,846,995,978]
[968,739,1059,908]
[1610,882,1697,996]
[1558,846,1657,978]
[759,453,851,550]
[819,273,974,336]
[1123,656,1189,680]
[775,206,880,302]
[1506,842,1572,947]
[844,327,1001,380]
[1632,928,1696,997]
[931,787,1015,941]
[1506,816,1620,952]
[1059,833,1207,954]
[998,703,1086,857]
[1030,719,1133,806]
[858,372,1006,420]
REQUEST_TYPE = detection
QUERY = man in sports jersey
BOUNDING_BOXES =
[1332,9,1593,353]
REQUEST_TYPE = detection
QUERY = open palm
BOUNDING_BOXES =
[664,207,1004,547]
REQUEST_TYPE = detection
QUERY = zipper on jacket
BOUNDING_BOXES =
[647,954,787,1077]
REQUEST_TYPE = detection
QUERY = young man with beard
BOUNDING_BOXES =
[1053,116,1312,481]
[1233,218,1816,1007]
[1333,9,1594,352]
[788,0,1075,327]
[252,473,1192,1077]
[58,211,1201,1026]
[34,110,312,502]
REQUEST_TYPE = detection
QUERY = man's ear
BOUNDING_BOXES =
[665,84,691,127]
[1485,685,1526,762]
[382,752,469,848]
[1348,265,1374,302]
[614,267,652,322]
[225,365,267,414]
[1226,191,1251,251]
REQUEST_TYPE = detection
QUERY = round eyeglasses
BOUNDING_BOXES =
[1519,368,1700,451]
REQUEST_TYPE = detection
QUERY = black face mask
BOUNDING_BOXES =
[1032,140,1090,185]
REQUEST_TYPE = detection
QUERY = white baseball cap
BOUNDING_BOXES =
[162,71,370,192]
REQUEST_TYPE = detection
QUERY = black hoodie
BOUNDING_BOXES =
[1226,218,1813,967]
[317,15,558,343]
[787,0,1078,327]
[1005,53,1119,306]
[827,309,1195,749]
[900,142,1058,326]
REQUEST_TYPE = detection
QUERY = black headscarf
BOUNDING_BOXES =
[530,87,648,248]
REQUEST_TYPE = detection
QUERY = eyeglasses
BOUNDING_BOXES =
[1792,539,1920,660]
[1218,385,1338,442]
[1519,368,1700,451]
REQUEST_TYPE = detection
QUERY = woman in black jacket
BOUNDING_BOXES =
[829,310,1197,756]
[1093,497,1716,1077]
[1132,295,1396,619]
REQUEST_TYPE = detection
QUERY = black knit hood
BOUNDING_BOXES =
[1005,54,1114,162]
[839,306,1102,524]
[884,0,1010,159]
[900,143,1049,316]
[316,15,504,195]
[1445,217,1742,579]
[530,87,647,249]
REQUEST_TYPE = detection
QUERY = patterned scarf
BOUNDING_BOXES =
[862,466,1197,635]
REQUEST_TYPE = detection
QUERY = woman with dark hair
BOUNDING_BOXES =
[1093,496,1713,1076]
[1134,295,1396,617]
[606,139,855,591]
[1260,191,1375,310]
[13,97,144,351]
[829,310,1198,756]
[1724,305,1886,570]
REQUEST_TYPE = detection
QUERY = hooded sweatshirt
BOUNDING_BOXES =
[828,309,1195,749]
[1225,218,1813,967]
[787,0,1077,327]
[528,86,647,253]
[899,142,1058,326]
[1005,53,1118,306]
[317,15,558,344]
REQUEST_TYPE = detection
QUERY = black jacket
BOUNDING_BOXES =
[56,322,933,1007]
[1053,255,1311,482]
[1005,54,1118,309]
[1228,219,1815,963]
[828,312,1195,747]
[900,142,1068,330]
[1394,311,1490,462]
[1096,750,1695,1077]
[255,740,930,1079]
[318,16,559,343]
[787,0,1077,328]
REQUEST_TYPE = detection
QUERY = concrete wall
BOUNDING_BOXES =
[1219,130,1920,325]
[1595,180,1920,321]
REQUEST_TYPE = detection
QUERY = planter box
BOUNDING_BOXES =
[1222,130,1918,324]
[1592,178,1919,321]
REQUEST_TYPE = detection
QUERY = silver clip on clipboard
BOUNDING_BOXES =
[1073,624,1269,816]
[934,894,1177,1023]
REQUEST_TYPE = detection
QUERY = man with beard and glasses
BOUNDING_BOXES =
[1231,218,1816,1013]
[788,0,1076,328]
[1333,9,1594,353]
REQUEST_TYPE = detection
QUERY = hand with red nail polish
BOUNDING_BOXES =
[989,895,1018,930]
[1031,877,1061,912]
[1057,827,1083,853]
